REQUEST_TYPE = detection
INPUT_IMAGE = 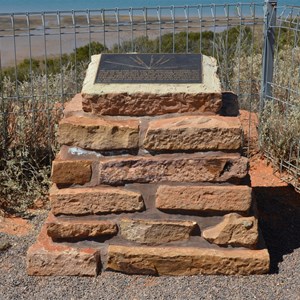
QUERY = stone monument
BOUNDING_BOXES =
[27,53,270,276]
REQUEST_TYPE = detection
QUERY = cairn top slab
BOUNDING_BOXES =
[81,54,221,95]
[95,54,202,84]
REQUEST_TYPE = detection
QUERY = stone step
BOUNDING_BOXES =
[51,150,248,186]
[106,244,270,276]
[143,115,242,152]
[156,185,252,215]
[27,222,100,276]
[119,218,197,245]
[81,54,222,116]
[46,213,118,239]
[58,115,139,151]
[50,185,145,216]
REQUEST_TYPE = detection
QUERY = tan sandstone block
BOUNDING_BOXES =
[63,94,84,117]
[81,54,222,116]
[99,153,248,185]
[143,115,242,151]
[156,185,252,214]
[202,213,258,248]
[51,160,92,185]
[46,213,117,239]
[50,186,145,216]
[106,245,270,275]
[58,115,139,151]
[119,219,197,245]
[27,222,100,276]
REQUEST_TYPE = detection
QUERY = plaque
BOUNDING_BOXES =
[95,53,202,84]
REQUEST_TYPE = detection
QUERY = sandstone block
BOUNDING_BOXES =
[46,214,117,239]
[82,92,222,116]
[81,54,222,116]
[156,185,252,214]
[27,223,100,276]
[51,160,92,185]
[143,115,242,151]
[63,94,84,117]
[119,219,197,245]
[99,153,248,185]
[202,213,258,248]
[58,115,139,151]
[106,245,270,275]
[50,186,145,216]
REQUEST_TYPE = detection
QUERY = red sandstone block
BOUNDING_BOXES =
[27,221,100,276]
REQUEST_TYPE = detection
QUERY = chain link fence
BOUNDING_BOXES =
[0,1,299,212]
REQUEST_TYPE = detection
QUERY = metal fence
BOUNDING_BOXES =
[260,1,300,191]
[0,1,299,190]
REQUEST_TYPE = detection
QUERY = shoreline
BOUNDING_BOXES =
[0,14,263,68]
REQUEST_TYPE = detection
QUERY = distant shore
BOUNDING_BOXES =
[0,14,263,67]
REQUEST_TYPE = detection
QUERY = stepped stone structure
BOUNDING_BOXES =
[27,53,270,276]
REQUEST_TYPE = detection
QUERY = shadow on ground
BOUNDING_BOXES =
[255,186,300,273]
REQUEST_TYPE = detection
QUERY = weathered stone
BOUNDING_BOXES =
[81,54,222,116]
[99,153,248,185]
[51,160,92,185]
[156,185,252,214]
[27,223,100,276]
[50,185,145,216]
[58,115,139,151]
[202,213,258,248]
[119,219,197,245]
[106,245,270,275]
[46,214,117,239]
[143,115,242,151]
[82,92,222,116]
[63,94,84,117]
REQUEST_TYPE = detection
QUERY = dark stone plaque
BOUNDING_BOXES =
[95,54,202,84]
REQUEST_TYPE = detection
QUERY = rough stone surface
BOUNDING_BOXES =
[106,245,270,275]
[143,115,242,151]
[46,214,117,239]
[50,185,145,216]
[81,54,222,116]
[99,153,248,185]
[51,160,92,185]
[202,213,258,248]
[58,115,139,151]
[119,219,197,245]
[27,223,100,276]
[63,94,84,117]
[82,92,222,116]
[156,185,252,214]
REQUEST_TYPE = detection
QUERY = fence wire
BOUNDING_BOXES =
[1,2,299,193]
[260,3,300,191]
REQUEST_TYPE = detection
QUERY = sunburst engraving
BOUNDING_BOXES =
[95,53,202,84]
[104,55,174,70]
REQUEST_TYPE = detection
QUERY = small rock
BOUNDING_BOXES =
[202,213,258,248]
[0,240,12,251]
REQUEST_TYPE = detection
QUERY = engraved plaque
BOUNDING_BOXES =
[95,54,202,84]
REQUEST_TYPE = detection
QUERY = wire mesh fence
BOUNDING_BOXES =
[0,1,299,211]
[260,3,300,191]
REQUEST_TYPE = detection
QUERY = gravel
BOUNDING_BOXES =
[1,187,300,300]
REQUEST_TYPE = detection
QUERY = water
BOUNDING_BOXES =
[0,0,298,13]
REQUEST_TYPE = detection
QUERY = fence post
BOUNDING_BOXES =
[261,0,277,106]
